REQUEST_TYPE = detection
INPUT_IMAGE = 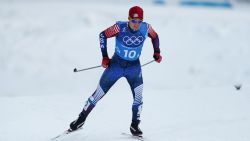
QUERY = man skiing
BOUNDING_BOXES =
[69,6,162,137]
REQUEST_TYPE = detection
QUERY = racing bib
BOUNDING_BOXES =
[115,21,148,61]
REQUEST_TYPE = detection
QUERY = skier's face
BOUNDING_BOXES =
[128,17,142,31]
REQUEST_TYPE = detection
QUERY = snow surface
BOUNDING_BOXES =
[0,1,250,141]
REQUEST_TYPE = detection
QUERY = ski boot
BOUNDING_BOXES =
[69,113,86,131]
[130,121,143,136]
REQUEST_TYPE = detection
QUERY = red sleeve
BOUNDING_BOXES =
[148,24,158,39]
[104,24,120,38]
[147,24,160,53]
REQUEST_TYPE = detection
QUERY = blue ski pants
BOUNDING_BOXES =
[82,54,143,122]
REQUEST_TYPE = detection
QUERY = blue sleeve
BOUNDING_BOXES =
[151,35,160,53]
[99,31,108,57]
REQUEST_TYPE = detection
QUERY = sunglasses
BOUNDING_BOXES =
[131,19,142,24]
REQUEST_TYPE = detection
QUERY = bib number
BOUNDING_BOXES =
[124,50,137,59]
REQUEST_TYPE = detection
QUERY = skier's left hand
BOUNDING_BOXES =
[153,53,162,63]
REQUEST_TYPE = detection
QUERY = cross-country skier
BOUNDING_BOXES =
[69,6,162,137]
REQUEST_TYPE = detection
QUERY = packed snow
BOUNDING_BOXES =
[0,1,250,141]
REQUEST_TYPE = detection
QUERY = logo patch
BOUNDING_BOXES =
[133,13,139,18]
[122,27,126,32]
[123,36,144,46]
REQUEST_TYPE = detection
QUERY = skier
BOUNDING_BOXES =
[69,6,162,136]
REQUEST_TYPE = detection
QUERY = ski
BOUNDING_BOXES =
[51,128,82,140]
[121,132,144,141]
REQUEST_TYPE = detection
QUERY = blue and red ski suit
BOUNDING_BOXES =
[81,21,160,123]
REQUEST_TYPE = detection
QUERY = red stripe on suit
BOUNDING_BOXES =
[148,25,157,39]
[104,24,120,38]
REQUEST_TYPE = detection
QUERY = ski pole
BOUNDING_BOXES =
[141,60,155,67]
[73,60,155,73]
[73,65,102,72]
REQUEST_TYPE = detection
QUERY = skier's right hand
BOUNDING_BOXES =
[102,57,110,68]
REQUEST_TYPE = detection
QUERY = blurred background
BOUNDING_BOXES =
[1,0,250,96]
[1,1,250,141]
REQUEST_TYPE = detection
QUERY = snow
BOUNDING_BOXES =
[0,1,250,141]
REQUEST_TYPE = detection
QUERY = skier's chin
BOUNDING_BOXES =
[132,27,139,31]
